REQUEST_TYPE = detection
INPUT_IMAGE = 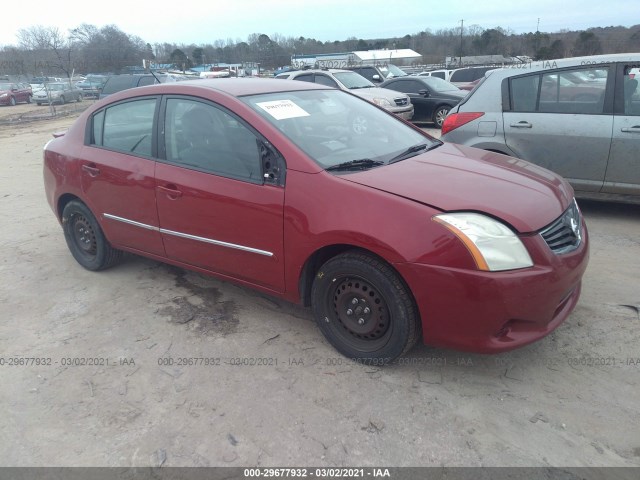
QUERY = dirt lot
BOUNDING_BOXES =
[0,105,639,468]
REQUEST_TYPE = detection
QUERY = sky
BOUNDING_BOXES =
[2,0,638,47]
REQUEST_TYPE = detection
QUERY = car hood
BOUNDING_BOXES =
[350,86,405,101]
[341,143,573,233]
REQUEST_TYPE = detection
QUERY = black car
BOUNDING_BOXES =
[380,76,467,128]
[98,74,185,99]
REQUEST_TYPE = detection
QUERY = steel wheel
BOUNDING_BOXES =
[70,213,98,260]
[329,275,392,351]
[62,200,123,271]
[312,251,420,363]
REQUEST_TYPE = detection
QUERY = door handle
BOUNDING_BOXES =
[157,184,183,199]
[621,126,640,133]
[510,121,533,128]
[81,164,100,177]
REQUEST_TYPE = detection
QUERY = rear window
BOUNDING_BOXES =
[101,76,134,95]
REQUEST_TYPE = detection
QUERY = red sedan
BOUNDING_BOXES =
[43,78,589,363]
[0,82,32,106]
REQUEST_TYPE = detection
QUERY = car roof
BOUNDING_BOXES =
[104,77,331,100]
[481,53,640,81]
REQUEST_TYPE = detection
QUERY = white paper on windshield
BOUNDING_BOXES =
[256,100,310,120]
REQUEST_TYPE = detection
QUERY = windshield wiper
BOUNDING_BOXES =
[388,141,442,164]
[325,159,385,172]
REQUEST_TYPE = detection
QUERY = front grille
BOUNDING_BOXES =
[394,98,409,107]
[539,199,582,254]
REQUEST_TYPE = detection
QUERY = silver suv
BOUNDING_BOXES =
[441,54,640,203]
[275,69,413,120]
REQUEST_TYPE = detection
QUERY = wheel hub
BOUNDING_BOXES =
[333,278,388,340]
[73,215,97,255]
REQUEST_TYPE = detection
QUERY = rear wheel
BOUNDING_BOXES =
[432,105,450,128]
[60,95,66,104]
[62,200,123,271]
[311,251,420,364]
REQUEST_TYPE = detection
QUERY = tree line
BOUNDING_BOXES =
[1,23,638,78]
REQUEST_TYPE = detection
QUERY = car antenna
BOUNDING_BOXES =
[150,70,161,84]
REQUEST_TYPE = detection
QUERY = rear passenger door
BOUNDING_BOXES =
[502,65,614,193]
[603,62,640,195]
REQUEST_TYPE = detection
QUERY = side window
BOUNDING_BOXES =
[295,74,315,83]
[623,66,639,116]
[432,72,445,79]
[92,98,156,156]
[539,68,607,113]
[138,76,156,87]
[358,68,375,82]
[164,98,262,183]
[314,75,338,88]
[511,75,540,112]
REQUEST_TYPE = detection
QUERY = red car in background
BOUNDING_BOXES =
[42,78,589,363]
[0,82,32,106]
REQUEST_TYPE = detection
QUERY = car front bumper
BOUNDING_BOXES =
[395,219,589,353]
[390,106,414,120]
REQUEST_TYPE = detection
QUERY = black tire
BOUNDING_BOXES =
[311,251,420,364]
[432,105,450,129]
[37,103,42,106]
[77,93,83,102]
[60,96,66,104]
[9,96,16,106]
[61,200,123,271]
[26,94,32,104]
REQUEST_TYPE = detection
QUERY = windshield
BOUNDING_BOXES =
[241,89,434,170]
[421,77,461,92]
[333,72,375,89]
[380,64,408,78]
[47,84,66,91]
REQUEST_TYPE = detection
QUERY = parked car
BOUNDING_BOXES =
[345,64,408,83]
[76,77,107,98]
[33,82,83,105]
[0,82,32,106]
[448,66,500,89]
[99,73,181,99]
[442,53,640,203]
[43,78,588,362]
[275,69,413,121]
[380,76,467,127]
[418,69,451,81]
[30,76,62,93]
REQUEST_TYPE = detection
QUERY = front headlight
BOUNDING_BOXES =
[433,213,533,271]
[0,93,7,98]
[372,97,393,107]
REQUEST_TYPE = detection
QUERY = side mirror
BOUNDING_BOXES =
[372,74,380,81]
[418,89,429,97]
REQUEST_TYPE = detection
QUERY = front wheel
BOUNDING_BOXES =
[26,94,32,104]
[62,200,123,271]
[432,106,450,128]
[9,96,16,106]
[77,93,83,102]
[59,96,66,104]
[311,251,420,364]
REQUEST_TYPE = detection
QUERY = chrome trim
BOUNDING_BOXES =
[159,228,274,257]
[104,213,274,257]
[103,213,159,231]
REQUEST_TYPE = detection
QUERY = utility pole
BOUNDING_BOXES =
[459,19,464,65]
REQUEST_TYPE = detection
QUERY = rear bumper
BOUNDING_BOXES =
[395,221,589,353]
